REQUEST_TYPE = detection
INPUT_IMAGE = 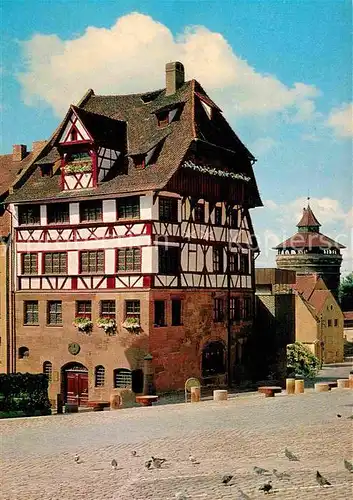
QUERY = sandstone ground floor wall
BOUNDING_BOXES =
[14,288,255,401]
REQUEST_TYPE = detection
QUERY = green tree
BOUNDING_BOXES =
[287,342,321,379]
[339,273,353,311]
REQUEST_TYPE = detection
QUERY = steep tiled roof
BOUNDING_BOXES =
[297,205,321,228]
[275,231,345,249]
[6,75,262,207]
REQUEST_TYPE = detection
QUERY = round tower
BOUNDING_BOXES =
[274,202,345,299]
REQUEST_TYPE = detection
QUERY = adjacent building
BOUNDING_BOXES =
[291,274,344,363]
[0,143,46,373]
[5,62,262,404]
[275,202,344,299]
[254,268,296,383]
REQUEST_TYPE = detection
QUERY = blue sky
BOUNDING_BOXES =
[1,0,352,272]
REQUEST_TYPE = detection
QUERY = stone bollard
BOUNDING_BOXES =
[349,373,353,389]
[337,379,349,389]
[56,393,63,414]
[65,403,78,413]
[295,379,304,394]
[213,389,228,401]
[110,393,121,410]
[315,383,329,393]
[286,378,295,395]
[190,386,200,403]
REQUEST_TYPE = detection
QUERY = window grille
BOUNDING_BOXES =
[47,301,62,325]
[22,253,37,274]
[117,196,140,219]
[114,368,132,388]
[80,251,104,273]
[117,248,141,272]
[24,301,38,324]
[80,200,102,222]
[44,252,67,274]
[95,365,105,387]
[43,361,52,381]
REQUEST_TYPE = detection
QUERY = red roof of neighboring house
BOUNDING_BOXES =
[297,205,321,228]
[291,274,318,301]
[290,274,333,316]
[309,289,330,314]
[275,231,345,249]
[0,151,36,237]
[344,311,353,321]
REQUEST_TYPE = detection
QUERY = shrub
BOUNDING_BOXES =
[287,342,322,379]
[0,373,51,416]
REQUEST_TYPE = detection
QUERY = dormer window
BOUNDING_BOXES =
[133,155,145,169]
[157,111,169,127]
[40,165,53,177]
[156,106,181,128]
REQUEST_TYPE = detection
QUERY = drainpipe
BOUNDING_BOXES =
[226,205,232,387]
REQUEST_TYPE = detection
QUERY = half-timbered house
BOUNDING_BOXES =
[6,62,262,404]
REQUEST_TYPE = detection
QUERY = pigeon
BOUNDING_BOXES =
[222,474,233,485]
[131,450,137,457]
[111,459,118,470]
[253,466,270,475]
[259,481,272,494]
[145,459,152,470]
[344,459,353,472]
[336,414,342,418]
[175,493,189,500]
[237,490,252,500]
[273,468,290,480]
[285,448,299,461]
[189,454,200,465]
[74,454,80,463]
[151,456,166,468]
[316,470,331,486]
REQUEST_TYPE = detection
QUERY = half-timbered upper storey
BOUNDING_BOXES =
[6,62,262,292]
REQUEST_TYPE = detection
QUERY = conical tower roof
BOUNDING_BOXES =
[297,203,321,230]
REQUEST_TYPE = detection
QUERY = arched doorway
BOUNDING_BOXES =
[201,341,226,378]
[61,362,88,406]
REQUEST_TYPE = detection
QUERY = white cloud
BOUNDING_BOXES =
[326,103,353,138]
[251,137,277,156]
[18,12,321,121]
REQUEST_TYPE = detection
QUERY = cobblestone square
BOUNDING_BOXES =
[1,367,352,500]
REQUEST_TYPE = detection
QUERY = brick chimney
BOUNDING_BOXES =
[165,62,185,96]
[32,140,47,155]
[12,144,27,161]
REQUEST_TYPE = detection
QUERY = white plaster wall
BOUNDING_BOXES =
[75,119,90,140]
[141,246,153,273]
[103,199,116,222]
[68,251,79,274]
[105,248,115,274]
[40,205,46,226]
[70,203,80,225]
[140,194,153,220]
[151,246,159,274]
[11,205,18,228]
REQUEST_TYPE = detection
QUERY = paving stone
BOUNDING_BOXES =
[1,365,353,500]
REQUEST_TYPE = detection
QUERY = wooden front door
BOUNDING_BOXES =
[65,370,88,406]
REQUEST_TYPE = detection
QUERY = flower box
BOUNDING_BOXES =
[73,317,93,333]
[96,317,116,335]
[122,317,141,333]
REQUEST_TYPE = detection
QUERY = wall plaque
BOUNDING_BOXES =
[68,342,80,355]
